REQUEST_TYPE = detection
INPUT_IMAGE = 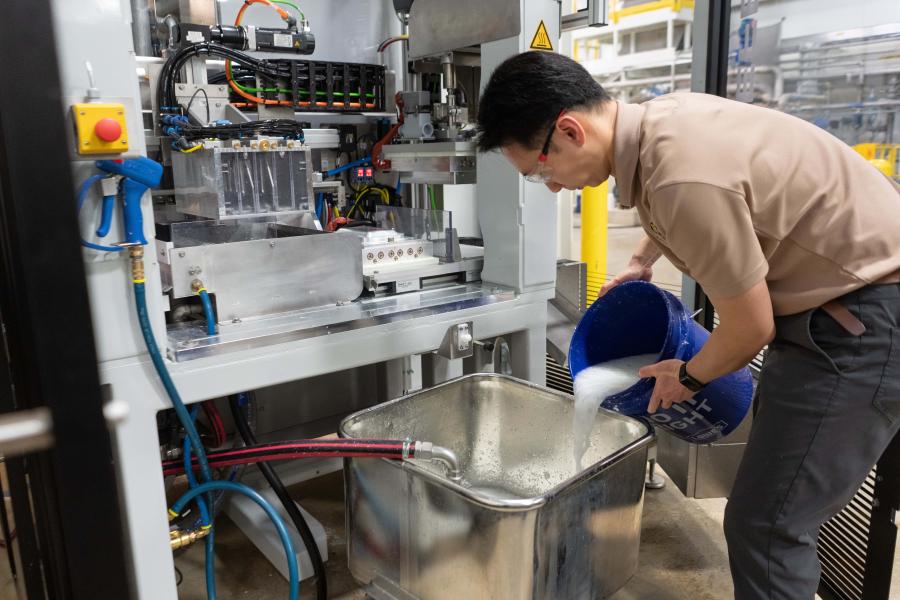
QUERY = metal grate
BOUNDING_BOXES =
[586,273,683,305]
[818,470,879,600]
[546,353,574,395]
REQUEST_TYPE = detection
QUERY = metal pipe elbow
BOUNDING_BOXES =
[413,441,462,481]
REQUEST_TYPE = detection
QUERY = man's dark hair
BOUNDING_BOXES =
[476,51,611,153]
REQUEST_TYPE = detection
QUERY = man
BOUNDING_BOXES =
[476,51,900,599]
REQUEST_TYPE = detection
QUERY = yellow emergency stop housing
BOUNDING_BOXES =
[72,103,129,155]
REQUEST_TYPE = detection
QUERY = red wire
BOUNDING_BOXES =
[372,92,405,170]
[202,401,226,447]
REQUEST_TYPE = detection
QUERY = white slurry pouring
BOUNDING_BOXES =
[572,353,658,470]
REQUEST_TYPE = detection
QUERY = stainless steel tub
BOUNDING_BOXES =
[340,374,654,600]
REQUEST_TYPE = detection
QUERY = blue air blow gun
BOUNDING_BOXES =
[78,157,162,251]
[91,157,163,246]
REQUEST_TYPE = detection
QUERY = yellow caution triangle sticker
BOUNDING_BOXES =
[530,20,554,51]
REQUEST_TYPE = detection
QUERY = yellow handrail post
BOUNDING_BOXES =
[581,182,608,303]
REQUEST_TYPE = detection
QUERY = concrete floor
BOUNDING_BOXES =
[169,469,737,600]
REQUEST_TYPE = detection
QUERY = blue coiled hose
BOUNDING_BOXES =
[183,405,211,527]
[171,481,299,600]
[133,280,219,596]
[133,281,214,486]
[133,279,297,599]
[184,404,215,597]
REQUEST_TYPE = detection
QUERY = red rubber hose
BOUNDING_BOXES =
[164,439,412,476]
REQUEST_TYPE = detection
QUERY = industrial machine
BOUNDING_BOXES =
[1,0,561,598]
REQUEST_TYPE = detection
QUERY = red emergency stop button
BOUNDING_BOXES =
[94,118,122,142]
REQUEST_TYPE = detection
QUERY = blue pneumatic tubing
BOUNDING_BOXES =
[324,156,371,177]
[135,281,219,599]
[183,405,211,526]
[184,405,215,599]
[198,289,217,336]
[315,192,324,223]
[205,527,216,599]
[132,281,215,494]
[172,481,300,600]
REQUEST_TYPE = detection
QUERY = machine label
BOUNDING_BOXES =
[186,30,205,43]
[273,33,293,48]
[530,20,553,51]
[395,278,421,293]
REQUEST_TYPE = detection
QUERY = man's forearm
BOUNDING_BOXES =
[685,322,769,384]
[630,236,662,268]
[685,280,775,385]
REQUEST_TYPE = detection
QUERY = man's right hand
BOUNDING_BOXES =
[599,260,653,297]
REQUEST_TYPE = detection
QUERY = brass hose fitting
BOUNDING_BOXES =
[129,245,145,283]
[169,526,211,550]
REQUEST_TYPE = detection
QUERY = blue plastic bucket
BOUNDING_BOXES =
[568,281,753,444]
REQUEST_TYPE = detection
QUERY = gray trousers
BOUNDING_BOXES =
[724,284,900,599]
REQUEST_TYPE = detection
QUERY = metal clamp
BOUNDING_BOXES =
[436,322,474,360]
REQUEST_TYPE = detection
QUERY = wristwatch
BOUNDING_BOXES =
[678,362,706,392]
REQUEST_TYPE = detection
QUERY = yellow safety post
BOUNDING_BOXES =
[581,182,608,303]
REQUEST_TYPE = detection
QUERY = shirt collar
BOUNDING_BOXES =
[612,100,644,208]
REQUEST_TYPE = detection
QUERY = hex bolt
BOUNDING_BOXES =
[269,240,276,247]
[178,251,186,258]
[188,266,202,276]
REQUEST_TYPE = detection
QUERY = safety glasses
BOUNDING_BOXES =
[524,109,565,184]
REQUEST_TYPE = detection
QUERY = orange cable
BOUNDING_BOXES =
[227,0,293,106]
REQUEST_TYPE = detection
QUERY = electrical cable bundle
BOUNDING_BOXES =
[178,119,306,141]
[157,42,309,150]
[346,185,395,220]
[157,42,295,113]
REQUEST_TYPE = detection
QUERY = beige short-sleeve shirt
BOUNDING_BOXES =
[613,93,900,316]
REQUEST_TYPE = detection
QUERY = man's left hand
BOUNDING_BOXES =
[638,359,696,413]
